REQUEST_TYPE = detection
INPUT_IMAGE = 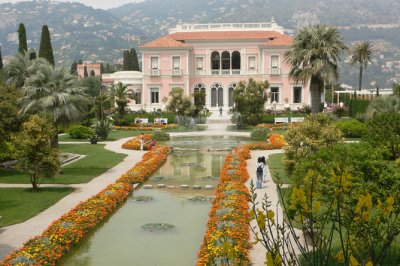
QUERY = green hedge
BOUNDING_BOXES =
[67,125,93,139]
[250,127,270,140]
[336,119,367,138]
[152,130,170,141]
[349,99,370,117]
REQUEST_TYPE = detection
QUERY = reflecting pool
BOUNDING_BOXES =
[61,136,250,266]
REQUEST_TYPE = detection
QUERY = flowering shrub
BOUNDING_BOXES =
[2,146,169,266]
[121,134,152,150]
[243,134,286,150]
[197,147,251,266]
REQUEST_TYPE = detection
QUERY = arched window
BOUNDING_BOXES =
[193,83,206,107]
[211,51,220,70]
[228,83,236,107]
[232,51,241,70]
[221,51,230,70]
[211,83,224,107]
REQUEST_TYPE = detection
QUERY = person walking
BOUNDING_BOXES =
[256,157,263,189]
[139,133,144,151]
[261,156,267,183]
[219,107,223,117]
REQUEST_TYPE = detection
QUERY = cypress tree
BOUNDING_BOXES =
[18,23,28,54]
[122,50,129,70]
[0,46,3,70]
[29,48,37,60]
[83,65,88,77]
[38,25,55,66]
[100,63,104,74]
[78,59,82,64]
[70,61,78,75]
[130,48,140,71]
[106,63,111,73]
[90,70,95,77]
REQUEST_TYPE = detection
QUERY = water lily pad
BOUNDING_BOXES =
[132,196,154,202]
[142,223,175,231]
[187,195,212,202]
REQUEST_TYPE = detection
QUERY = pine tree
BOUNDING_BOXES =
[29,48,37,60]
[18,23,28,54]
[38,25,55,66]
[0,46,3,70]
[70,61,78,75]
[83,65,88,77]
[130,48,140,71]
[90,70,95,77]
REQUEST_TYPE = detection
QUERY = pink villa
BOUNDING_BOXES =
[108,20,314,112]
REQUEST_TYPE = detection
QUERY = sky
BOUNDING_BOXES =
[0,0,144,9]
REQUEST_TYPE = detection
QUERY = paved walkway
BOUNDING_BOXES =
[246,149,304,265]
[0,138,146,260]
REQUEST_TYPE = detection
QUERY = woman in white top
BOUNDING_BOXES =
[261,156,267,183]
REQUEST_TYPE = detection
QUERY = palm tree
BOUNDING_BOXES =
[3,51,45,88]
[19,63,89,147]
[349,41,374,91]
[284,25,347,113]
[111,82,138,118]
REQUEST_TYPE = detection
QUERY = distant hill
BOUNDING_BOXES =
[1,0,400,87]
[0,1,142,64]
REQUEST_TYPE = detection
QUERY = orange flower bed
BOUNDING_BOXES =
[1,146,169,266]
[197,146,251,266]
[121,134,153,150]
[244,134,286,150]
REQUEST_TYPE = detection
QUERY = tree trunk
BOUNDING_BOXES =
[358,64,363,91]
[51,133,59,149]
[310,77,322,113]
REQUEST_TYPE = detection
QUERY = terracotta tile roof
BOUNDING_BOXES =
[140,31,292,49]
[139,35,192,49]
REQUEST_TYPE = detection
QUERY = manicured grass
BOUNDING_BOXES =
[268,153,291,184]
[0,187,74,227]
[59,130,142,142]
[0,144,126,184]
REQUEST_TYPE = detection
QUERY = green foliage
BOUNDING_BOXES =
[38,25,54,66]
[284,25,347,113]
[67,125,93,139]
[335,119,367,138]
[366,95,400,118]
[166,87,193,116]
[90,69,95,77]
[0,46,3,70]
[92,118,113,140]
[152,130,170,141]
[18,23,28,54]
[122,48,140,71]
[349,99,370,117]
[363,112,400,160]
[250,127,270,141]
[284,113,343,174]
[83,65,88,77]
[79,76,101,97]
[13,115,60,191]
[231,78,269,126]
[392,82,400,96]
[112,82,130,118]
[349,41,374,91]
[29,48,36,60]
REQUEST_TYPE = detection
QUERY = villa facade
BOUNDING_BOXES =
[103,20,314,112]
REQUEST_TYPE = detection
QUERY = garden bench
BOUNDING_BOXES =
[290,117,305,123]
[154,118,168,125]
[274,117,289,124]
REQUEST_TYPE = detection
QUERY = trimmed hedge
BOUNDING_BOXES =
[349,99,370,117]
[336,119,367,138]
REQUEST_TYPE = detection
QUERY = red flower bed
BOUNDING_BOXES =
[197,146,251,266]
[1,146,169,266]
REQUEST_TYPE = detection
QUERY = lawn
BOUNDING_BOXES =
[268,153,291,184]
[0,144,126,184]
[0,187,74,227]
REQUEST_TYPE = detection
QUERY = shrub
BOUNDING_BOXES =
[152,130,170,141]
[67,125,93,139]
[92,119,113,140]
[336,119,367,138]
[349,99,370,117]
[250,127,270,140]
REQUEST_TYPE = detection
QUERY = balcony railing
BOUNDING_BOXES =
[171,69,182,76]
[222,70,230,75]
[232,69,241,75]
[270,68,281,75]
[211,70,220,75]
[149,69,160,76]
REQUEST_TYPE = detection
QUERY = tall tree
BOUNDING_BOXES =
[13,115,60,191]
[122,50,130,70]
[112,82,129,118]
[284,25,347,113]
[100,63,105,74]
[130,48,140,71]
[18,23,28,54]
[90,69,96,77]
[0,46,3,70]
[29,48,36,60]
[20,63,88,147]
[4,51,45,88]
[83,65,88,77]
[38,25,55,66]
[349,41,374,91]
[70,61,78,75]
